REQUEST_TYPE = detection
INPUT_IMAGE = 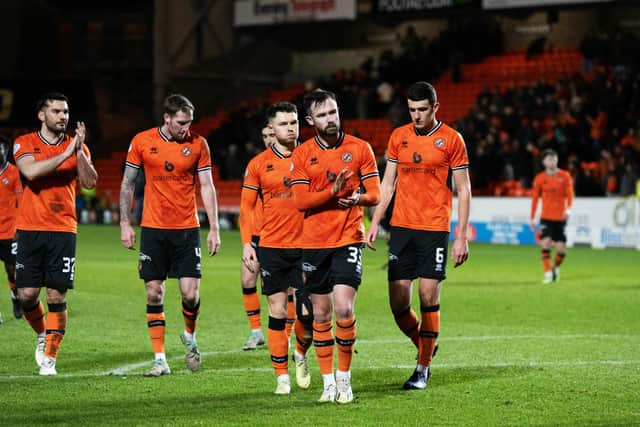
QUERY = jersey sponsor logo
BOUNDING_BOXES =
[326,170,337,183]
[341,152,353,163]
[182,147,191,157]
[271,190,292,199]
[152,174,190,182]
[413,152,423,164]
[401,166,436,174]
[302,262,317,272]
[49,201,65,213]
[164,161,174,172]
[434,138,445,148]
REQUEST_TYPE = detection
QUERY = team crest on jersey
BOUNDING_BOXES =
[13,144,20,155]
[266,164,274,172]
[310,157,318,165]
[413,152,423,164]
[400,141,408,148]
[341,152,353,163]
[164,161,174,172]
[434,138,445,148]
[2,177,8,185]
[150,147,158,154]
[182,147,191,157]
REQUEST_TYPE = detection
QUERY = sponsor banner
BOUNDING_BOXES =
[234,0,356,27]
[373,0,478,13]
[451,196,640,249]
[482,0,612,10]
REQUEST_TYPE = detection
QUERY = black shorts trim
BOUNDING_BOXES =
[387,227,449,282]
[539,220,567,243]
[0,238,16,265]
[15,231,76,290]
[257,247,302,296]
[139,227,202,281]
[302,244,363,295]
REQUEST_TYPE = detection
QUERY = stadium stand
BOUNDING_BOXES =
[93,42,638,212]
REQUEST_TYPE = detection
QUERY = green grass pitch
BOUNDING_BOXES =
[0,226,638,426]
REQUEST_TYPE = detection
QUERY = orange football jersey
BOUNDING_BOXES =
[240,145,303,248]
[0,163,22,239]
[291,132,380,249]
[126,127,212,230]
[14,131,90,233]
[530,169,573,221]
[387,121,469,232]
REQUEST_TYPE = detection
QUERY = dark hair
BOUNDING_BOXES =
[265,102,298,121]
[541,148,558,160]
[302,89,337,115]
[163,94,195,116]
[0,134,11,165]
[36,92,69,112]
[407,82,437,105]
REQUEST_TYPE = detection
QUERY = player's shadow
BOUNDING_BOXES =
[360,365,529,395]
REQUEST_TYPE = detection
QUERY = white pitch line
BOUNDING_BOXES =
[1,333,638,380]
[1,359,639,381]
[356,334,639,345]
[105,348,245,375]
[104,333,640,376]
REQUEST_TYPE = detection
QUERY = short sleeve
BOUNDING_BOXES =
[242,156,261,191]
[13,136,34,162]
[197,138,212,172]
[449,131,469,171]
[360,142,379,182]
[387,129,400,163]
[290,149,310,186]
[125,135,143,169]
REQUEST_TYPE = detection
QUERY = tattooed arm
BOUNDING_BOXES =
[119,165,139,249]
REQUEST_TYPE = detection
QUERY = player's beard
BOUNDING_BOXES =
[45,118,67,135]
[169,127,188,141]
[318,122,339,137]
